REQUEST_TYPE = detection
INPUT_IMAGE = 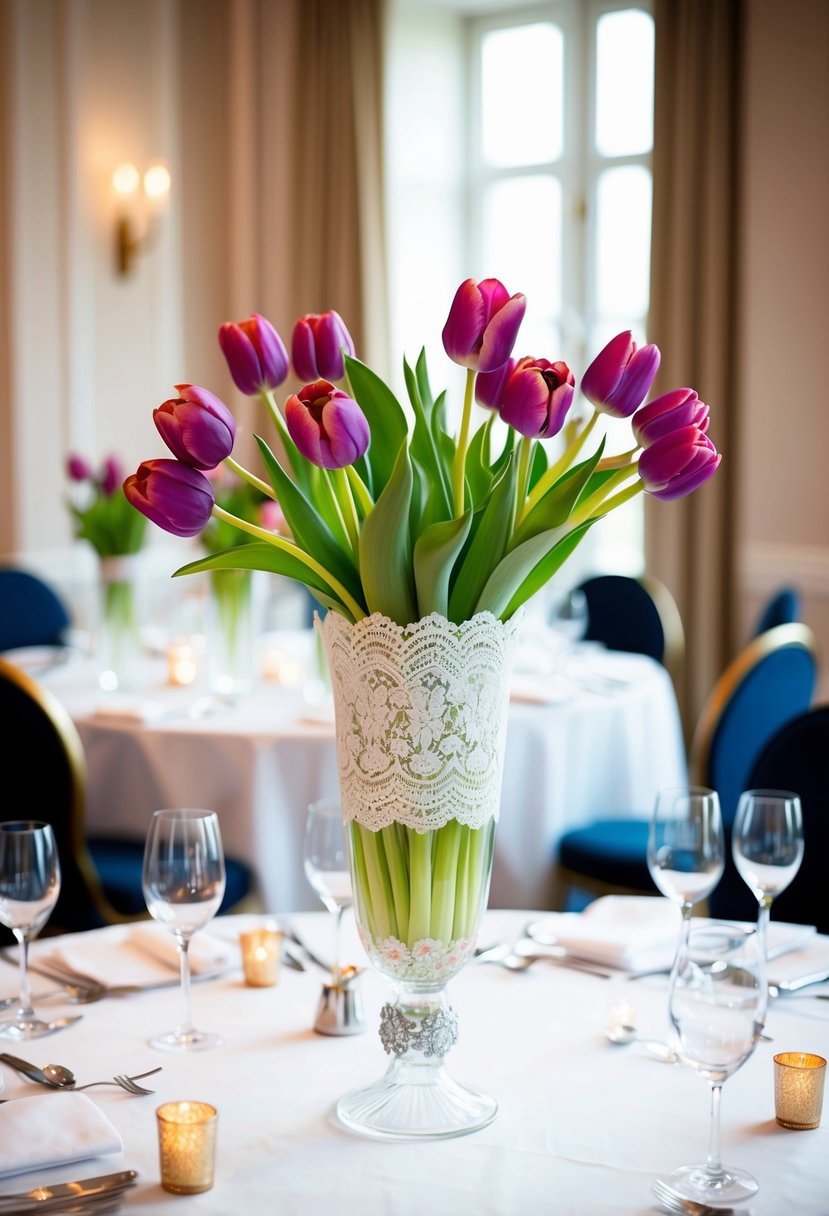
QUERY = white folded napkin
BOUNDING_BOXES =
[767,934,829,989]
[42,923,238,987]
[0,1092,122,1179]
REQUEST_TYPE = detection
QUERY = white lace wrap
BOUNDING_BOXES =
[317,611,519,833]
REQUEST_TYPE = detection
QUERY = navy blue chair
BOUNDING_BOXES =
[0,567,72,653]
[752,585,801,637]
[576,573,685,687]
[709,703,829,933]
[0,657,257,939]
[554,622,820,908]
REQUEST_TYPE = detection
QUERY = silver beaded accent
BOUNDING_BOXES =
[378,1003,459,1058]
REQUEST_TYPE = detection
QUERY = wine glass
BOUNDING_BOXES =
[303,798,353,982]
[657,921,766,1204]
[142,808,226,1051]
[647,786,725,967]
[732,788,804,964]
[0,821,61,1040]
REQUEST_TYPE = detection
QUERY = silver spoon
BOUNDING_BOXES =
[605,1022,678,1062]
[479,950,612,979]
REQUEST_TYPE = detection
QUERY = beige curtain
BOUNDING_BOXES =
[646,0,743,739]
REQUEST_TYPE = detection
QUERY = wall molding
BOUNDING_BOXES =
[740,543,829,597]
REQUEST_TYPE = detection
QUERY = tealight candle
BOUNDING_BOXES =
[774,1051,826,1130]
[166,640,199,686]
[156,1101,218,1194]
[239,927,282,987]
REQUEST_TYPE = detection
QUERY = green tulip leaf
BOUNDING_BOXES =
[509,437,607,549]
[464,413,496,503]
[448,453,517,624]
[528,439,548,491]
[474,519,595,620]
[405,356,452,520]
[359,441,417,624]
[413,510,473,618]
[345,354,410,496]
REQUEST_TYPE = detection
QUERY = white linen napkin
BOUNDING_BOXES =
[0,1092,122,1179]
[41,923,238,987]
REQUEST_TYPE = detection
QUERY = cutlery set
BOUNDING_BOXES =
[0,1169,137,1215]
[0,1054,161,1097]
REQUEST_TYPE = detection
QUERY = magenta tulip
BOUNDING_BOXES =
[638,425,722,501]
[291,311,355,382]
[632,387,709,448]
[499,357,575,439]
[441,278,526,373]
[218,313,289,396]
[581,331,661,419]
[66,454,92,482]
[100,455,123,497]
[284,379,370,470]
[475,358,516,411]
[153,384,236,470]
[123,458,215,537]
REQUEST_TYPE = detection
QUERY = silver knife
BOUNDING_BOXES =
[0,1170,137,1210]
[770,968,829,995]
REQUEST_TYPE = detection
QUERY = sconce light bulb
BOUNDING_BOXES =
[113,162,140,197]
[144,162,172,201]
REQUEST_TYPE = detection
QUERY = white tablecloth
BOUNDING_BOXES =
[16,632,687,913]
[0,910,827,1214]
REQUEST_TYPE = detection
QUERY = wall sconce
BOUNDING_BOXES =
[113,160,171,277]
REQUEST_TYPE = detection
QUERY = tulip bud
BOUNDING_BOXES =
[291,311,355,382]
[581,331,661,418]
[123,458,215,537]
[638,425,722,501]
[499,357,575,439]
[632,387,710,448]
[153,384,236,470]
[100,455,123,497]
[442,277,527,373]
[67,454,92,482]
[218,313,289,396]
[475,358,516,411]
[284,379,370,470]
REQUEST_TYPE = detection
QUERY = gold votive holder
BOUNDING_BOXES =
[773,1051,826,1130]
[166,640,199,687]
[156,1100,218,1194]
[239,927,282,987]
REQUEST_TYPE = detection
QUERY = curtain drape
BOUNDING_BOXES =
[647,0,743,739]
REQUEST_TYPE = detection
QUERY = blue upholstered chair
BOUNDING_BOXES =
[575,573,685,687]
[0,567,72,653]
[752,585,801,637]
[553,622,820,908]
[708,703,829,933]
[0,657,257,938]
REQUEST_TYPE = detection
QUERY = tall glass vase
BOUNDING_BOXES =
[318,609,518,1140]
[207,569,257,699]
[97,555,143,691]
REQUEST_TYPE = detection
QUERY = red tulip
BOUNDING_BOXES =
[123,459,215,537]
[499,357,575,439]
[284,380,370,470]
[638,425,722,501]
[632,388,710,448]
[441,278,526,372]
[153,385,236,470]
[291,311,355,382]
[581,331,661,418]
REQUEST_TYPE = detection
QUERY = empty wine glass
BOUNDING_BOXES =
[0,821,61,1040]
[657,921,766,1205]
[548,587,589,648]
[647,786,725,968]
[142,808,226,1051]
[304,798,353,982]
[733,788,804,964]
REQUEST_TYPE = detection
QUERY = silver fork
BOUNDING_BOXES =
[74,1067,162,1095]
[651,1178,735,1216]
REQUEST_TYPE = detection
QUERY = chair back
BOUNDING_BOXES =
[0,657,134,935]
[576,573,684,684]
[752,585,801,637]
[708,704,829,931]
[690,623,819,833]
[0,568,71,652]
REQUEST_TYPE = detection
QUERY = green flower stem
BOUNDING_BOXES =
[382,823,411,943]
[407,827,433,943]
[224,456,275,500]
[515,435,533,521]
[330,467,360,556]
[211,504,366,622]
[317,468,351,552]
[453,826,471,940]
[452,369,477,517]
[430,818,462,945]
[358,826,397,940]
[519,410,600,523]
[349,823,377,940]
[464,822,494,939]
[579,477,644,522]
[261,389,295,458]
[596,447,639,471]
[346,464,374,517]
[569,464,640,526]
[210,569,251,663]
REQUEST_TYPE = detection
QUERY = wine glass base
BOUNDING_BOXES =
[0,1016,62,1040]
[658,1162,759,1206]
[149,1028,224,1052]
[336,1065,498,1140]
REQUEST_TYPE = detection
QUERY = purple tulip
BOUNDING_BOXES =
[218,313,290,396]
[153,384,236,470]
[632,387,710,448]
[441,278,527,373]
[499,357,575,439]
[291,311,356,382]
[67,454,92,482]
[475,358,516,411]
[100,455,124,497]
[284,379,370,470]
[123,458,215,537]
[638,425,722,501]
[581,331,661,418]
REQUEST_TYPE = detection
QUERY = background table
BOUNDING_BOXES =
[25,631,688,912]
[0,910,826,1214]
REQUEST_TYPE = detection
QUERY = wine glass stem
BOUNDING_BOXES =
[757,900,771,963]
[176,935,194,1037]
[706,1082,725,1181]
[15,932,34,1019]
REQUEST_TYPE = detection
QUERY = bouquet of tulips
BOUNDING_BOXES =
[124,279,720,626]
[67,452,147,558]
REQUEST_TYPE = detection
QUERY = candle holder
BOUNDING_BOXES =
[240,927,282,987]
[166,639,199,687]
[774,1052,826,1130]
[313,965,366,1037]
[156,1101,218,1194]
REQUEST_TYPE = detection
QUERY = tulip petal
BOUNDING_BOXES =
[441,280,487,366]
[218,324,262,395]
[291,319,319,381]
[476,293,527,373]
